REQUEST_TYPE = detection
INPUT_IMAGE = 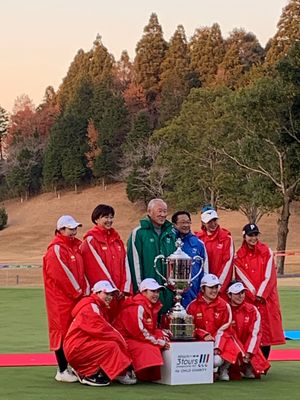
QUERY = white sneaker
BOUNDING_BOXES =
[55,368,78,383]
[219,363,230,382]
[244,365,255,379]
[116,371,137,385]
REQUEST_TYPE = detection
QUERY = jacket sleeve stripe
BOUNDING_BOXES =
[54,244,81,292]
[123,256,132,293]
[84,276,90,295]
[234,265,256,295]
[247,306,261,354]
[132,226,142,285]
[214,303,232,349]
[257,248,273,297]
[91,303,100,315]
[219,236,234,285]
[137,305,165,346]
[86,236,117,287]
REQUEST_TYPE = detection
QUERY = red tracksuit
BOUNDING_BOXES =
[43,234,89,350]
[114,293,168,381]
[234,241,285,346]
[64,294,131,380]
[196,227,234,295]
[187,293,242,364]
[230,301,270,375]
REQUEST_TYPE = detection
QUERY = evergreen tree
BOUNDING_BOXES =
[134,13,168,94]
[88,34,114,84]
[114,50,133,92]
[92,83,129,182]
[216,29,265,89]
[265,0,300,65]
[159,25,193,125]
[189,23,225,86]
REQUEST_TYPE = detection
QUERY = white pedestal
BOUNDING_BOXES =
[156,341,214,385]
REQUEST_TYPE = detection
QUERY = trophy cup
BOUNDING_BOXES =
[153,239,203,341]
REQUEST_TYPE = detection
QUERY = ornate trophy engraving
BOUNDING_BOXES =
[153,239,203,341]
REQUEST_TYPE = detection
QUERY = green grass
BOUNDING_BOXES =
[0,287,299,400]
[0,363,299,400]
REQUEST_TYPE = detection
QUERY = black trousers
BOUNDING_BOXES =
[55,346,68,372]
[261,345,271,360]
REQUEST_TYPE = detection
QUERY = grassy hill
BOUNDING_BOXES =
[1,182,300,273]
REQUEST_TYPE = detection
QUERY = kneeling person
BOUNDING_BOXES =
[64,280,136,386]
[227,281,270,378]
[187,274,241,381]
[114,278,171,381]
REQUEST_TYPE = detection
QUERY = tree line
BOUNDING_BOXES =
[0,1,300,273]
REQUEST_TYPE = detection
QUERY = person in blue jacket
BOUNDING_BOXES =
[171,211,208,308]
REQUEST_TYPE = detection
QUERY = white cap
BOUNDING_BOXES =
[201,274,220,287]
[201,210,219,224]
[57,215,82,230]
[92,280,119,294]
[227,282,246,294]
[139,278,164,292]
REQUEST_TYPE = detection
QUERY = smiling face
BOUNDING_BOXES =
[204,218,219,234]
[97,291,115,305]
[229,290,245,306]
[142,289,161,304]
[244,233,259,249]
[174,213,192,235]
[95,214,114,230]
[60,227,78,238]
[148,200,168,228]
[202,285,220,302]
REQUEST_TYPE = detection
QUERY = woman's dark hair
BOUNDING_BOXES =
[91,204,115,224]
[171,210,191,224]
[227,279,242,291]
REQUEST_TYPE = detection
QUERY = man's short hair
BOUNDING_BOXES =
[171,211,191,224]
[91,204,115,224]
[147,198,167,212]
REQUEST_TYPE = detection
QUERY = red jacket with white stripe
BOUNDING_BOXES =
[234,241,285,346]
[187,293,241,364]
[81,226,132,294]
[43,234,89,350]
[196,227,234,295]
[113,293,167,348]
[230,301,270,374]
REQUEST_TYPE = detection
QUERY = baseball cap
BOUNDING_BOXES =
[227,282,246,294]
[200,274,220,287]
[201,209,219,224]
[139,278,165,292]
[92,280,119,294]
[242,223,260,236]
[56,215,82,230]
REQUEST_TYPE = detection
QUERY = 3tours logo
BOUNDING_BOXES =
[175,353,210,373]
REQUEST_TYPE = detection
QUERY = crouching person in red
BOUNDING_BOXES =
[227,281,270,379]
[64,280,137,387]
[186,274,241,381]
[114,278,171,381]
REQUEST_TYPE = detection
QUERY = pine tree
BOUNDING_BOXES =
[265,0,300,65]
[216,29,265,89]
[134,13,168,94]
[88,34,114,84]
[114,50,133,91]
[159,25,193,124]
[189,23,225,86]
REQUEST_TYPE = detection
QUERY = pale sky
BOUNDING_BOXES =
[0,0,288,113]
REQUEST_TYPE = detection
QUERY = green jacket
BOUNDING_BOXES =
[127,217,176,313]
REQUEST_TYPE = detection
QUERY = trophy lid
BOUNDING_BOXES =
[167,238,191,260]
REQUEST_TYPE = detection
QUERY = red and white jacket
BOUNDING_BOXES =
[81,225,131,294]
[187,293,242,364]
[230,301,270,374]
[196,226,234,294]
[43,234,89,350]
[234,241,285,346]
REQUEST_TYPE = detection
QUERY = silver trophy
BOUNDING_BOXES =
[154,238,203,340]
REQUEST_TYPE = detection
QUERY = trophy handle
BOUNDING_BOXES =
[190,256,203,283]
[153,254,167,283]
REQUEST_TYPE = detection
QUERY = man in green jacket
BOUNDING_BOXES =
[127,198,176,313]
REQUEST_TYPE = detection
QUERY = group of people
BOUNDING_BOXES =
[42,198,285,387]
